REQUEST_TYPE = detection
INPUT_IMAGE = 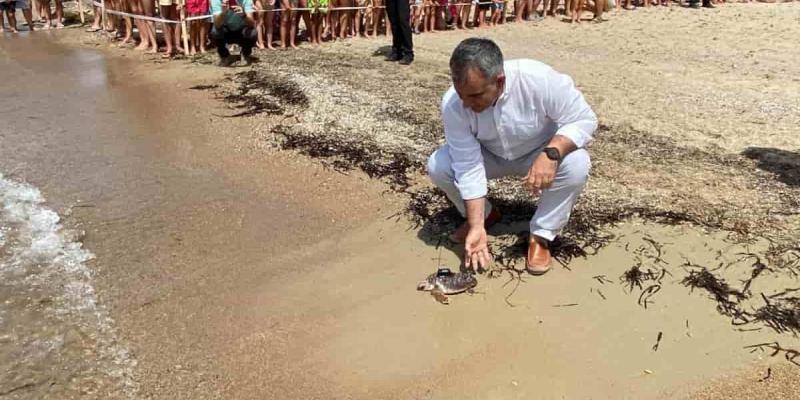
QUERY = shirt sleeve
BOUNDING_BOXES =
[241,0,254,12]
[542,69,598,149]
[442,89,488,201]
[210,0,223,15]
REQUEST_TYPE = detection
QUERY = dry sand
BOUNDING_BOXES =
[32,2,800,399]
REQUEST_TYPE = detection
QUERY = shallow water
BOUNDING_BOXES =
[0,174,136,399]
[0,36,137,399]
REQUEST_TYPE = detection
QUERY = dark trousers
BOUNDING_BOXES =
[386,0,413,57]
[211,26,258,59]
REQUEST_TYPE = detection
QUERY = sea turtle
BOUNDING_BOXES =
[417,268,477,305]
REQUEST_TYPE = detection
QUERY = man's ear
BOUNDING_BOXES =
[496,73,506,89]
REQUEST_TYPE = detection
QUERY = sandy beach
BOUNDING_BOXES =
[1,2,799,399]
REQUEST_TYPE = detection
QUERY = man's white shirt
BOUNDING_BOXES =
[441,59,597,201]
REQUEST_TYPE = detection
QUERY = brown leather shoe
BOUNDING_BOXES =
[526,237,552,275]
[448,209,502,244]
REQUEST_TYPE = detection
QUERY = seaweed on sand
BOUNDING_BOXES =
[681,267,749,323]
[220,70,308,118]
[752,295,800,335]
[744,342,800,367]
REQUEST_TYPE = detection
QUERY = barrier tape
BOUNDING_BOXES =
[96,0,507,24]
[92,1,183,23]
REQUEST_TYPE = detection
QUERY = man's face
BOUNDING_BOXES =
[453,67,505,113]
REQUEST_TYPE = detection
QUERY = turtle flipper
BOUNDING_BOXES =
[431,289,450,305]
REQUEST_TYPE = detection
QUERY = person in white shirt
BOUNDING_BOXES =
[427,37,597,275]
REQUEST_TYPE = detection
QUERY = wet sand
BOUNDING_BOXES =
[3,5,800,399]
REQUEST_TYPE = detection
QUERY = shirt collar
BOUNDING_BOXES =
[497,60,516,104]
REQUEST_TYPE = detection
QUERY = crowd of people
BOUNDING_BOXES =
[0,0,65,32]
[0,0,776,51]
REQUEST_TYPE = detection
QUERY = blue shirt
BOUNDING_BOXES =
[209,0,254,31]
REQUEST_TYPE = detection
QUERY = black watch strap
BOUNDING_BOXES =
[543,147,562,162]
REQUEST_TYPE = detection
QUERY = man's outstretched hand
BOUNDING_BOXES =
[464,226,491,272]
[523,152,558,195]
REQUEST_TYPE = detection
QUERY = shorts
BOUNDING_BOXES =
[492,2,503,10]
[477,1,490,10]
[309,0,328,13]
[0,1,16,11]
[16,0,29,9]
[158,0,176,6]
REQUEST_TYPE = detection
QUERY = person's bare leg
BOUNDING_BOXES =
[531,0,541,16]
[290,7,300,47]
[336,0,348,38]
[370,0,380,36]
[89,3,102,29]
[300,1,311,42]
[328,0,337,40]
[263,12,273,48]
[122,17,135,44]
[256,10,266,48]
[161,5,175,55]
[280,2,291,48]
[515,0,526,21]
[200,20,209,51]
[53,0,63,27]
[172,7,183,54]
[39,0,51,28]
[130,0,149,49]
[142,0,159,52]
[592,0,605,20]
[21,7,35,30]
[5,9,17,32]
[103,0,114,31]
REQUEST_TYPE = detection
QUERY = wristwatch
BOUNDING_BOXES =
[543,147,562,163]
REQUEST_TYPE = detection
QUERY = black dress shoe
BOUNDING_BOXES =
[701,2,715,7]
[385,51,402,62]
[399,54,414,65]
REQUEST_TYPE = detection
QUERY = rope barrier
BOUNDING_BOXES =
[92,1,183,23]
[97,0,506,25]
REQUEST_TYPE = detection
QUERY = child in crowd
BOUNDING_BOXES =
[455,0,469,28]
[159,0,182,57]
[542,0,558,16]
[336,0,354,39]
[410,0,422,33]
[422,0,434,32]
[255,0,275,49]
[187,0,210,53]
[279,0,295,48]
[568,0,582,22]
[0,0,18,32]
[355,0,371,37]
[292,0,310,44]
[434,0,446,30]
[38,0,63,29]
[308,0,327,44]
[490,0,503,25]
[370,0,387,38]
[473,0,488,27]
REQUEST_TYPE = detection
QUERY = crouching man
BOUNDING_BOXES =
[210,0,258,66]
[428,37,597,275]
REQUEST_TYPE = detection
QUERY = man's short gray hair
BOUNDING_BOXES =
[449,38,504,85]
